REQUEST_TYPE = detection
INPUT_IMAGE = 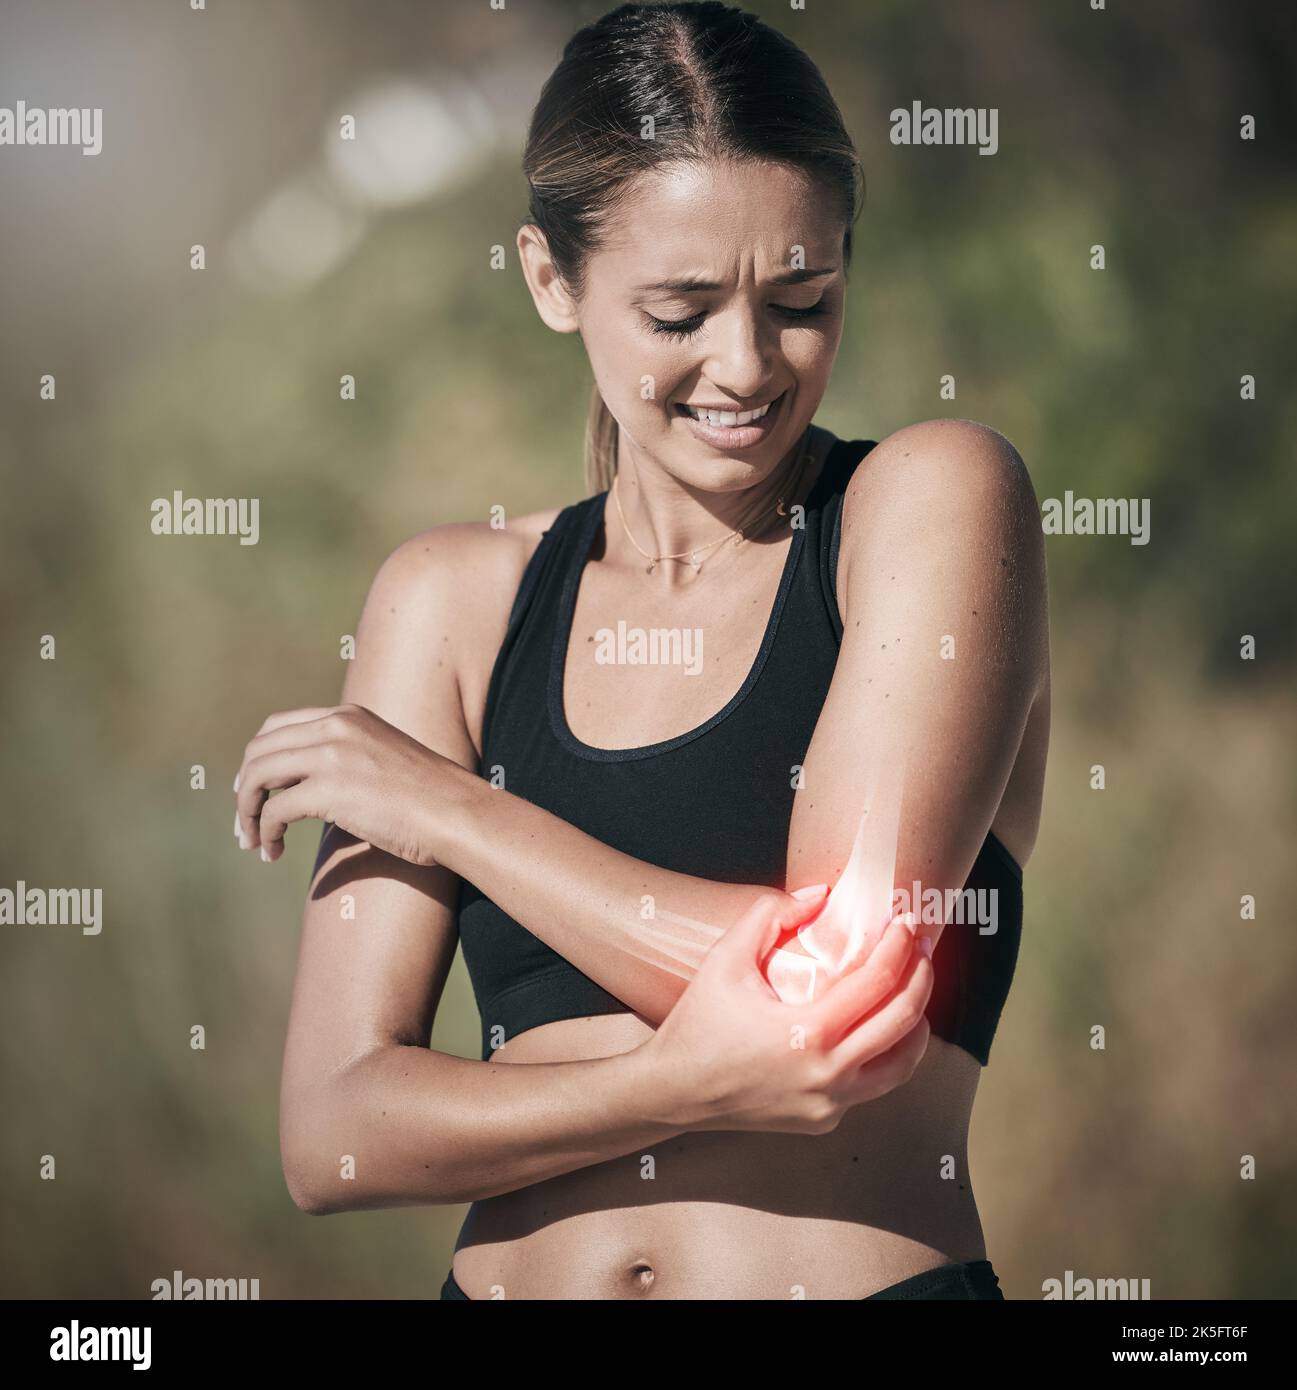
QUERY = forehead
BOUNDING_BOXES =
[591,159,844,283]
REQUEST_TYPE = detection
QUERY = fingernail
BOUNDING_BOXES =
[239,830,252,851]
[233,772,241,792]
[790,883,829,901]
[232,810,241,841]
[900,912,918,936]
[259,846,271,863]
[918,935,934,959]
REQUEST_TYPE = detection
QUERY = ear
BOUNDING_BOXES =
[517,224,582,335]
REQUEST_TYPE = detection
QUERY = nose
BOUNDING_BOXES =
[701,305,778,402]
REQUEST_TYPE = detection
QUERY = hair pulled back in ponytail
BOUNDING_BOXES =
[521,1,863,494]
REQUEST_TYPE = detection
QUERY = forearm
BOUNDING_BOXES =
[433,764,774,1022]
[283,1038,686,1211]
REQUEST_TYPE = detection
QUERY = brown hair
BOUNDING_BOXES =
[521,1,864,494]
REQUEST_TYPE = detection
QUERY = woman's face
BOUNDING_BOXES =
[527,159,848,495]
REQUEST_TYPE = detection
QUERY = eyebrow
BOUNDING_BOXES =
[632,266,840,294]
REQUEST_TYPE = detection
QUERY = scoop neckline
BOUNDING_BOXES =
[548,438,843,763]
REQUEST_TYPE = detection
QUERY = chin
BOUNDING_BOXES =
[674,456,788,496]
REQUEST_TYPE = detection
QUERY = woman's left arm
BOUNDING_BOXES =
[238,419,1048,1024]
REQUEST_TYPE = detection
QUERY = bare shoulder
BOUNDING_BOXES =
[507,505,566,542]
[838,417,1048,679]
[349,506,568,752]
[848,417,1036,519]
[841,417,1040,568]
[362,507,565,633]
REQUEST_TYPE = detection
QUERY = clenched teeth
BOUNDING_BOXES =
[681,398,775,427]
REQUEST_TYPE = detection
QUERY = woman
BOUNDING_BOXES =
[234,1,1049,1300]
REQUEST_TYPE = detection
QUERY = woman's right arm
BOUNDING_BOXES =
[277,525,932,1213]
[277,523,678,1211]
[281,863,690,1211]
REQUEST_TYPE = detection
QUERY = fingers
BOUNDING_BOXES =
[236,748,319,850]
[837,1014,932,1107]
[234,708,338,797]
[805,914,919,1041]
[255,707,337,737]
[711,886,829,982]
[235,714,340,847]
[830,948,934,1071]
[257,784,318,862]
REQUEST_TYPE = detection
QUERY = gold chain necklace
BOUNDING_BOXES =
[611,428,813,575]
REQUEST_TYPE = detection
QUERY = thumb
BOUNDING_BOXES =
[789,882,831,909]
[712,885,830,977]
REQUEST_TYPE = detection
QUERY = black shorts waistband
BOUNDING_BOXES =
[863,1258,1004,1300]
[440,1258,1003,1301]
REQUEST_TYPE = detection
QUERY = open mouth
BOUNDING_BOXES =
[672,390,787,447]
[674,393,782,427]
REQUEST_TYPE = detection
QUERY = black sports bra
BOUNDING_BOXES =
[456,437,1023,1065]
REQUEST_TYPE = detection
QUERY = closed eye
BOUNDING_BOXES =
[645,301,830,341]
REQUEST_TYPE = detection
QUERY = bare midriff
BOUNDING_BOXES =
[450,1020,988,1300]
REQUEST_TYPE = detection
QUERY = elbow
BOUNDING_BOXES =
[279,1075,464,1212]
[281,1134,347,1216]
[279,1084,358,1216]
[282,1150,464,1212]
[281,1150,338,1216]
[285,1174,333,1217]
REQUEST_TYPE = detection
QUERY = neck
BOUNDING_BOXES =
[609,426,824,584]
